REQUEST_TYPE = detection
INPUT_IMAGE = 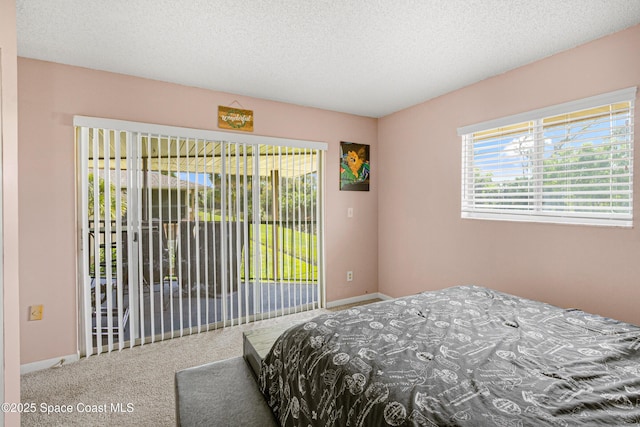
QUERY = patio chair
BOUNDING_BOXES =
[91,219,170,305]
[177,221,245,296]
[118,219,171,289]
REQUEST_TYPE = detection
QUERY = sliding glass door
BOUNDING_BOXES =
[76,117,325,356]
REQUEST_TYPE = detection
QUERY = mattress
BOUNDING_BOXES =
[259,285,640,426]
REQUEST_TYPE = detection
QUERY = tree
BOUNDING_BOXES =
[87,173,127,220]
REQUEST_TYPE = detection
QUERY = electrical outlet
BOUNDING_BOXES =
[29,305,44,321]
[346,271,353,282]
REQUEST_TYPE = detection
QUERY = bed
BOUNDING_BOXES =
[259,285,640,426]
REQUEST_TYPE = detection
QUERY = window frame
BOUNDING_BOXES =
[458,87,636,227]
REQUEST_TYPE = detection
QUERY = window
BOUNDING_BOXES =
[75,116,326,355]
[458,87,636,227]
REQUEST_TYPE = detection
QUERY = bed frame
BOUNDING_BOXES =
[173,324,292,426]
[174,356,277,426]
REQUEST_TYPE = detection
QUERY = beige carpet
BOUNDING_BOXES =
[21,301,378,426]
[21,310,324,426]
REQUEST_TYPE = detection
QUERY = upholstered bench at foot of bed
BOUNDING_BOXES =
[174,356,278,427]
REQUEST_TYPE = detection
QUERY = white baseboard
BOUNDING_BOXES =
[326,292,392,309]
[21,353,80,375]
[20,294,394,373]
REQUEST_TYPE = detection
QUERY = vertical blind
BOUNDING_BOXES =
[76,117,326,356]
[458,87,636,227]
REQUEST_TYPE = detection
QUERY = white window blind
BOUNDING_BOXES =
[459,87,636,227]
[75,117,326,356]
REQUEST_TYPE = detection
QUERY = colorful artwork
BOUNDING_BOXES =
[340,142,370,191]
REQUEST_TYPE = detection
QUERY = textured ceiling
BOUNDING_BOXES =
[16,0,640,118]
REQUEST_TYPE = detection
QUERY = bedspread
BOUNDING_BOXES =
[259,286,640,426]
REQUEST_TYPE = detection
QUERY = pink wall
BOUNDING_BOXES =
[17,22,640,367]
[1,0,22,424]
[378,24,640,326]
[18,59,378,364]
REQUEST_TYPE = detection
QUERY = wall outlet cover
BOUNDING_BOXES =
[29,305,44,321]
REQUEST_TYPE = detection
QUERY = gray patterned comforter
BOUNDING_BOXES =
[259,285,640,426]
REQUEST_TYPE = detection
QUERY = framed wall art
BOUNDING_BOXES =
[340,142,370,191]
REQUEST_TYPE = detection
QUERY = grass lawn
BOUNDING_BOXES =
[194,214,318,281]
[243,223,318,281]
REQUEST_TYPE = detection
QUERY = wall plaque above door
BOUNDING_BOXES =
[218,106,254,132]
